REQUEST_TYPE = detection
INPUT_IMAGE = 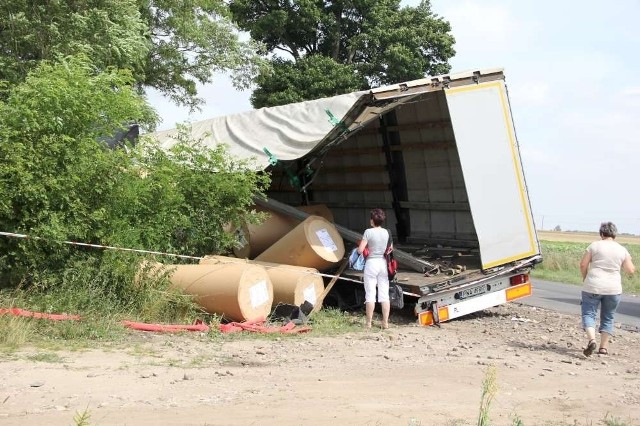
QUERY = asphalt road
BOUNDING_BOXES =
[523,279,640,331]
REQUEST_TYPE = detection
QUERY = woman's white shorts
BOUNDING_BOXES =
[363,257,390,303]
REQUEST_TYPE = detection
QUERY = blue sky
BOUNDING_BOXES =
[148,1,640,235]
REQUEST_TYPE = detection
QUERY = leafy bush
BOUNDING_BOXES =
[0,56,269,321]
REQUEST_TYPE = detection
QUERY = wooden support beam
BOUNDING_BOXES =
[304,183,390,192]
[253,197,439,273]
[320,165,387,174]
[326,141,455,156]
[318,201,394,210]
[357,120,451,135]
[399,201,471,212]
[310,259,349,316]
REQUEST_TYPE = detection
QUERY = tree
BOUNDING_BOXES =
[0,0,267,108]
[229,0,456,108]
[138,0,267,107]
[250,55,367,108]
[0,1,149,88]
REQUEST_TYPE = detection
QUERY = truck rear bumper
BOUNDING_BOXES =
[417,282,532,326]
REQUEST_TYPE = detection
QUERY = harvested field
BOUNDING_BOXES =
[538,230,640,245]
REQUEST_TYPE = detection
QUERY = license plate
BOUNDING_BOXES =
[456,284,488,300]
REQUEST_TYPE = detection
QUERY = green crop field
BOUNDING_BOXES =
[532,235,640,295]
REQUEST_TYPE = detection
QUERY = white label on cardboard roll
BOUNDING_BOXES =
[249,281,269,308]
[316,228,338,252]
[303,284,317,305]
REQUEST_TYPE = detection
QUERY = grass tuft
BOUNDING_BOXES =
[26,352,64,363]
[0,315,35,349]
[602,412,630,426]
[73,406,91,426]
[477,366,498,426]
[510,413,524,426]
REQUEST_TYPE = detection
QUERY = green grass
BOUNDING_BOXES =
[0,260,207,351]
[25,352,65,363]
[0,315,35,349]
[206,308,363,343]
[531,241,640,295]
[0,292,362,351]
[0,307,133,350]
[307,308,364,335]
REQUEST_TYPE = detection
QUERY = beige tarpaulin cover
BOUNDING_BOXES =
[150,92,365,169]
[149,68,505,169]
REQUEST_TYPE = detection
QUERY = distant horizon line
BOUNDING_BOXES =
[537,229,639,237]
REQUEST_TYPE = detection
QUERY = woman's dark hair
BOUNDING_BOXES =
[599,222,618,239]
[370,208,386,227]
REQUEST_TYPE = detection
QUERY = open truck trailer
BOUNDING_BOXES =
[153,68,542,326]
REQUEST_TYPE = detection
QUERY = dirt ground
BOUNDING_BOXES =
[1,302,639,426]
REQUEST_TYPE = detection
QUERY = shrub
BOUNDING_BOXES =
[0,56,269,321]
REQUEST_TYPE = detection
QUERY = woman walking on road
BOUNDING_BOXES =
[357,208,392,329]
[580,222,635,356]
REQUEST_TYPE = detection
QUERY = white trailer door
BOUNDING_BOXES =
[445,81,538,269]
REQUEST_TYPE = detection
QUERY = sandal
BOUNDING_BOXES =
[598,348,609,355]
[583,340,597,357]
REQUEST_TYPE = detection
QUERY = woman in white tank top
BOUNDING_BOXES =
[357,208,392,329]
[579,222,635,356]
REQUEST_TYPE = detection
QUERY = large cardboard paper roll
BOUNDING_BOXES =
[160,262,273,322]
[233,204,335,259]
[255,215,345,270]
[267,264,324,307]
[200,256,325,307]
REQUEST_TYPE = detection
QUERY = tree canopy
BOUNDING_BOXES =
[0,0,266,108]
[250,55,367,108]
[229,0,456,108]
[138,0,267,107]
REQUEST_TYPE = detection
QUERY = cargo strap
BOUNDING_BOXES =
[325,109,349,133]
[0,230,362,284]
[263,148,302,190]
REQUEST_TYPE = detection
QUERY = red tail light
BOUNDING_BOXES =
[510,273,529,286]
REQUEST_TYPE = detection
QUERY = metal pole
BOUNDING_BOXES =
[253,197,438,273]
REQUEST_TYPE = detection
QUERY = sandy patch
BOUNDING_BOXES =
[1,303,639,425]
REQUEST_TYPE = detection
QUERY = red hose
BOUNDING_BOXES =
[0,307,311,334]
[122,319,210,333]
[0,308,80,321]
[218,319,311,334]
